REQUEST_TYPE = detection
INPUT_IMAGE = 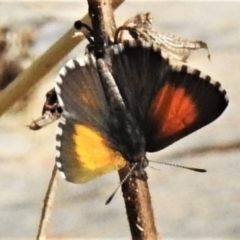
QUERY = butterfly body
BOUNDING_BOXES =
[55,40,228,184]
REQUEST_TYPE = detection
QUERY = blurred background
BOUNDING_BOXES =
[0,1,239,239]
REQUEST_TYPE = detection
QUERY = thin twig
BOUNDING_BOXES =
[36,165,58,240]
[87,1,158,239]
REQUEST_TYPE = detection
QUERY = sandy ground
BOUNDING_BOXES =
[0,1,240,239]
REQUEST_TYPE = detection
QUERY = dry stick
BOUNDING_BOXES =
[119,168,158,239]
[88,0,119,56]
[36,165,58,240]
[87,1,158,239]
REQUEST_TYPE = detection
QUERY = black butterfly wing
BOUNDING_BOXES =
[108,40,172,126]
[145,65,228,151]
[108,40,228,152]
[55,57,126,183]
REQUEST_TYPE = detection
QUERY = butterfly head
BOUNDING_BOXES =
[131,155,149,180]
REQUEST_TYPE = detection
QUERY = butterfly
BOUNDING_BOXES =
[55,39,228,183]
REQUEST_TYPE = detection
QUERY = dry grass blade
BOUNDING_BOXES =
[36,165,58,240]
[0,26,83,116]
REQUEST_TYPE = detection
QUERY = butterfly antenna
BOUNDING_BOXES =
[73,20,95,45]
[148,165,162,171]
[149,160,206,173]
[105,163,138,205]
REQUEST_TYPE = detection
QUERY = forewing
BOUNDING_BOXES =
[108,40,172,127]
[107,40,228,152]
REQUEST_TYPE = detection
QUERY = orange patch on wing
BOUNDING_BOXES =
[80,91,97,108]
[71,125,126,183]
[149,83,198,137]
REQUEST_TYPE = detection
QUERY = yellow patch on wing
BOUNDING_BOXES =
[65,125,126,183]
